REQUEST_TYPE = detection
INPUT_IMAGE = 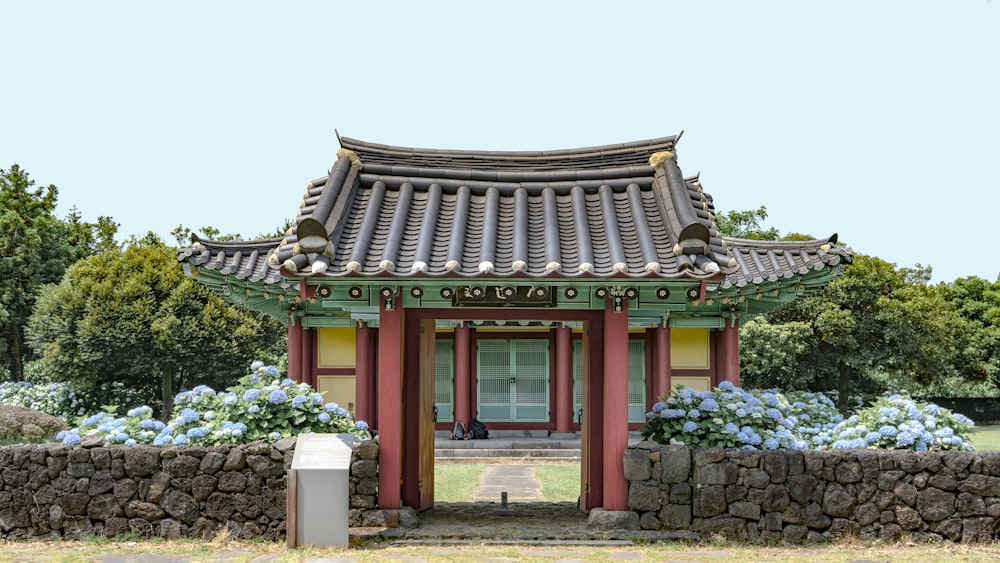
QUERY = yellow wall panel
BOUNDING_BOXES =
[671,328,710,369]
[317,375,357,416]
[318,327,356,368]
[671,376,712,392]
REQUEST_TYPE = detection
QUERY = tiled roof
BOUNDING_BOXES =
[178,136,850,286]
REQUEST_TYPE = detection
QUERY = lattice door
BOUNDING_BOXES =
[573,338,646,423]
[434,339,454,422]
[477,339,549,422]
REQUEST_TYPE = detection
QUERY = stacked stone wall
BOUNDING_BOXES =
[625,442,1000,543]
[0,436,380,541]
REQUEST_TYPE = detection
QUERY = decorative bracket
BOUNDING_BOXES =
[595,286,636,313]
[379,286,398,310]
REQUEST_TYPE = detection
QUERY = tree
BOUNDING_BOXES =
[0,165,111,381]
[739,318,814,390]
[745,255,972,411]
[939,276,1000,387]
[716,206,781,240]
[25,234,285,416]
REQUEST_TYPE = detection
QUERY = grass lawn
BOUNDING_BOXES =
[969,425,1000,451]
[435,462,580,503]
[535,462,581,502]
[433,463,487,502]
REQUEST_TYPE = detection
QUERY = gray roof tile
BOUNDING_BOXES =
[178,136,851,285]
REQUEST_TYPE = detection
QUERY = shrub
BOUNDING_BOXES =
[0,405,68,443]
[0,380,87,420]
[816,394,974,451]
[641,382,843,450]
[55,362,369,447]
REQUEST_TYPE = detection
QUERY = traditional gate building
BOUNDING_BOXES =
[178,134,851,513]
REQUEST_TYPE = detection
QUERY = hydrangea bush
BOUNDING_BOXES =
[56,362,370,447]
[0,381,87,420]
[642,384,975,452]
[815,394,975,451]
[642,382,843,450]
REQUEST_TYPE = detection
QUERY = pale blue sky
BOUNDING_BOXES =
[3,1,998,283]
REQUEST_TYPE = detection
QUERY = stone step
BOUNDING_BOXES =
[435,448,581,460]
[435,440,581,450]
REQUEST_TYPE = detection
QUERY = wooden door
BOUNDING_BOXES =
[417,319,436,510]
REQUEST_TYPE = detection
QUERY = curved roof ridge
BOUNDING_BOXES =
[723,233,841,248]
[339,135,678,161]
[188,235,284,250]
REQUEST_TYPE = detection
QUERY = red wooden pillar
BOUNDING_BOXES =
[554,325,573,435]
[287,318,303,383]
[377,292,405,509]
[355,322,371,423]
[603,297,629,511]
[719,317,740,387]
[654,324,671,400]
[301,328,315,388]
[453,323,472,427]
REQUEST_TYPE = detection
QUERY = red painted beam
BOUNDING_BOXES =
[287,319,303,383]
[655,325,671,401]
[453,323,471,428]
[302,327,315,388]
[602,297,629,511]
[355,322,371,423]
[377,293,405,509]
[720,318,740,387]
[554,325,572,435]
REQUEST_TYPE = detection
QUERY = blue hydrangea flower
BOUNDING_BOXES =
[251,360,265,371]
[311,393,324,406]
[718,381,736,392]
[677,387,697,403]
[687,409,701,419]
[268,431,281,441]
[243,389,260,402]
[280,378,295,388]
[172,435,187,445]
[61,432,81,446]
[651,401,667,414]
[179,408,199,424]
[699,398,719,412]
[764,437,779,450]
[248,405,261,414]
[223,393,238,406]
[325,402,341,413]
[187,426,210,438]
[682,421,698,433]
[265,366,280,377]
[81,414,102,427]
[355,420,369,431]
[124,438,137,447]
[268,390,288,405]
[724,422,739,434]
[292,395,309,409]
